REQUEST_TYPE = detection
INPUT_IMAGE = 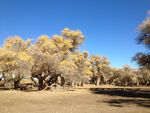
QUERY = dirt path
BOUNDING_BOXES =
[0,88,150,113]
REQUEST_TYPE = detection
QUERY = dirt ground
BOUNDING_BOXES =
[0,86,150,113]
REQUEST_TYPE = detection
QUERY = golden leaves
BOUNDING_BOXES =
[62,28,84,48]
[37,35,49,43]
[64,39,73,49]
[91,55,101,63]
[4,36,31,52]
[0,28,92,81]
[17,52,32,62]
[52,35,64,44]
[60,60,77,69]
[0,48,16,71]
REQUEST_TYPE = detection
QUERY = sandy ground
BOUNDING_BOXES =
[0,87,150,113]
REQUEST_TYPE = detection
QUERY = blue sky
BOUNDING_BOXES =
[0,0,149,68]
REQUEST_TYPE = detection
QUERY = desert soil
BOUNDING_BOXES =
[0,86,150,113]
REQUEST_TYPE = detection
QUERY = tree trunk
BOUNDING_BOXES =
[57,76,61,85]
[14,80,20,90]
[71,81,75,87]
[81,82,84,86]
[136,79,139,86]
[38,78,44,90]
[96,77,100,86]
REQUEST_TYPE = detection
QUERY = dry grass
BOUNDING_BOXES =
[0,86,150,113]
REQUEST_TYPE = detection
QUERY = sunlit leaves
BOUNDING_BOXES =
[17,51,32,62]
[4,36,31,52]
[37,35,49,45]
[62,28,84,49]
[0,27,149,88]
[0,48,16,72]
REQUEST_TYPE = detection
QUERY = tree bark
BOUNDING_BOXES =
[57,76,61,85]
[14,80,20,90]
[96,77,100,86]
[38,77,44,90]
[71,81,75,87]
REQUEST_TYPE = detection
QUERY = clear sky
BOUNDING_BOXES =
[0,0,149,68]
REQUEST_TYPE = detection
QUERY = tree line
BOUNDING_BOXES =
[0,14,149,90]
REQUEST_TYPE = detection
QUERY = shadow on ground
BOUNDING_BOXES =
[90,88,150,108]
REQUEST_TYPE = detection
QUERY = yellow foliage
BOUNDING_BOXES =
[91,55,101,63]
[5,61,16,66]
[5,36,24,50]
[62,28,72,37]
[4,36,31,52]
[69,54,79,61]
[43,40,57,50]
[37,35,49,45]
[84,61,91,66]
[62,28,84,48]
[64,39,73,49]
[0,48,16,58]
[85,70,93,76]
[72,31,82,37]
[52,35,64,44]
[59,60,77,70]
[0,48,16,71]
[62,28,83,38]
[17,52,32,62]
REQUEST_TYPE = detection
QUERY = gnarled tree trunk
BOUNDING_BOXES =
[14,80,20,89]
[38,77,45,90]
[96,77,100,86]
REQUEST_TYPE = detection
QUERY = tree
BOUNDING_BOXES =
[90,55,110,85]
[0,36,32,89]
[133,14,150,69]
[138,67,150,85]
[58,51,92,86]
[29,28,86,89]
[2,27,147,90]
[29,35,63,90]
[121,65,138,86]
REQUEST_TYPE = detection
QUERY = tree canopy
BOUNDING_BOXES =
[133,14,150,69]
[0,26,149,90]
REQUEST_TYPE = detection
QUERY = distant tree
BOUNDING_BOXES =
[90,55,110,85]
[2,27,148,90]
[107,65,139,86]
[121,65,138,86]
[138,67,150,85]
